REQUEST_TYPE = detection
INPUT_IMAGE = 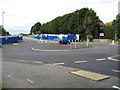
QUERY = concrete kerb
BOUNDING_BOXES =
[32,48,70,52]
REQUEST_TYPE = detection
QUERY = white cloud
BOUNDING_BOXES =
[0,0,119,35]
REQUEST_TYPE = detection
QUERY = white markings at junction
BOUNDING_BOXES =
[33,61,42,64]
[112,86,120,90]
[112,70,120,73]
[53,63,65,65]
[108,57,119,62]
[75,60,87,63]
[26,79,34,83]
[96,58,106,61]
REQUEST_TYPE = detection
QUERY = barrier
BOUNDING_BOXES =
[0,36,23,44]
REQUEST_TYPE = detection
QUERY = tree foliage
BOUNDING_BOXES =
[0,25,10,36]
[30,8,100,39]
[104,13,120,39]
[30,22,41,34]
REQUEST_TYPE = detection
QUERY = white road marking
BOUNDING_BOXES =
[26,79,34,83]
[112,86,120,90]
[19,60,25,62]
[96,58,106,61]
[34,61,42,64]
[108,57,119,62]
[75,60,87,63]
[112,70,120,73]
[8,75,11,78]
[53,63,65,65]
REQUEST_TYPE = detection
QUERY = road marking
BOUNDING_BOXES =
[8,75,11,78]
[26,79,34,83]
[34,61,42,64]
[112,70,120,73]
[108,57,119,62]
[96,58,106,61]
[53,63,65,65]
[19,60,25,62]
[75,60,87,63]
[112,86,120,90]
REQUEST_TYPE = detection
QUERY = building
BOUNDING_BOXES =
[94,21,106,39]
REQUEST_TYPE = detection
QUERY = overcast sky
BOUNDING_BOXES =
[0,0,119,35]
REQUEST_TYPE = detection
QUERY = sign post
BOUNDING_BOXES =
[74,35,77,49]
[86,35,89,47]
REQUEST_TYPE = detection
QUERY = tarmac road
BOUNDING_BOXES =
[2,37,119,78]
[1,36,120,88]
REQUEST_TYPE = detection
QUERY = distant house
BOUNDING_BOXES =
[94,21,106,39]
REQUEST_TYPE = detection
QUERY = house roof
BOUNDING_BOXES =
[99,21,106,26]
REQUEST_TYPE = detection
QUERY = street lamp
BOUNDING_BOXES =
[2,12,5,29]
[1,12,5,36]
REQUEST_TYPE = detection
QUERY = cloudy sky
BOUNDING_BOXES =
[0,0,119,35]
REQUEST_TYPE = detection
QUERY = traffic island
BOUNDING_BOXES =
[32,43,92,51]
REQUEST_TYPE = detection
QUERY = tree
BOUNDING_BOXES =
[31,8,100,40]
[30,22,41,34]
[0,25,10,36]
[112,14,120,39]
[104,14,120,40]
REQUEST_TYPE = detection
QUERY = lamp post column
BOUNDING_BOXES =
[2,12,5,29]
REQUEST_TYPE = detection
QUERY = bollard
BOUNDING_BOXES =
[112,40,115,44]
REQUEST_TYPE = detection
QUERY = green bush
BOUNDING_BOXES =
[88,35,93,41]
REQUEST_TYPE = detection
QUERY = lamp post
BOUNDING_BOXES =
[2,12,5,29]
[2,12,5,36]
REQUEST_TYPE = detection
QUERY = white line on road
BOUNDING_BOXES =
[53,63,65,65]
[19,60,25,62]
[108,57,119,62]
[26,79,34,83]
[34,61,42,64]
[112,70,120,73]
[112,86,120,90]
[7,75,11,78]
[75,60,87,63]
[96,58,106,61]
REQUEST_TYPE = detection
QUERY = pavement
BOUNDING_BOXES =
[2,60,119,88]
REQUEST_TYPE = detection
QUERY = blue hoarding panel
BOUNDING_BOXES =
[67,35,77,40]
[0,36,23,44]
[48,36,58,40]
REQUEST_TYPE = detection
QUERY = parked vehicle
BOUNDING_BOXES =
[59,40,70,44]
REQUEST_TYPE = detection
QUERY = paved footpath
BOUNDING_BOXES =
[2,60,119,88]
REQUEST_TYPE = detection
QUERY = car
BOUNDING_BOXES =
[59,40,70,44]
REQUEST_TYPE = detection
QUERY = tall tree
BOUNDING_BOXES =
[31,8,100,40]
[104,14,120,39]
[0,25,10,36]
[30,22,41,34]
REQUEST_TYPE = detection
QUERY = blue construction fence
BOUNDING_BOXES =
[34,34,77,40]
[0,35,23,44]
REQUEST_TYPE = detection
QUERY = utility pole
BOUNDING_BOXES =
[87,35,89,47]
[115,33,117,42]
[2,12,5,29]
[2,12,5,36]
